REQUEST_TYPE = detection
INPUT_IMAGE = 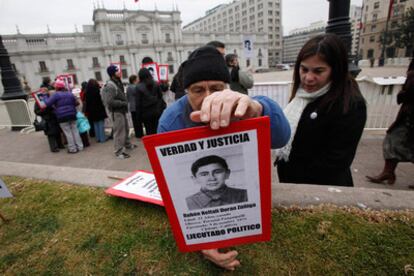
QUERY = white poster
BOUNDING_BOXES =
[243,35,254,59]
[156,130,262,245]
[0,179,13,198]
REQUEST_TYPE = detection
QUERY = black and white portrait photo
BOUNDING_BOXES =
[186,155,248,210]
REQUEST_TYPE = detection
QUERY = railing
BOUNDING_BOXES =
[0,80,403,131]
[0,99,34,133]
[250,81,402,130]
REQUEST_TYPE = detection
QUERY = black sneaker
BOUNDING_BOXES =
[125,144,137,149]
[116,152,130,159]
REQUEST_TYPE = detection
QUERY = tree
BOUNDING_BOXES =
[381,7,414,57]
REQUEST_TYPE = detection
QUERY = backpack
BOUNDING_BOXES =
[100,81,117,108]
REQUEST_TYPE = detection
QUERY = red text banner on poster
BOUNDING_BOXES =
[143,117,271,252]
[105,170,164,206]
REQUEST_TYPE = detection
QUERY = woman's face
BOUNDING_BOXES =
[299,55,332,93]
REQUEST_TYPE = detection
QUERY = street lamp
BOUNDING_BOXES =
[0,35,27,101]
[325,0,361,77]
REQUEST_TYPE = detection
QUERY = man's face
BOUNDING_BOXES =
[187,80,227,111]
[115,70,121,78]
[192,163,230,191]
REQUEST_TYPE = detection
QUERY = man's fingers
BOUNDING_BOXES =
[190,111,202,122]
[201,249,240,270]
[234,96,250,118]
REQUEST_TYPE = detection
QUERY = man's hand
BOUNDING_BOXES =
[201,249,240,270]
[190,89,263,130]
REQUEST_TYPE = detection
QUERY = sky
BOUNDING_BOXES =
[0,0,363,36]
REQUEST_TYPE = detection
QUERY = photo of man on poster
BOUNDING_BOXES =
[186,155,248,210]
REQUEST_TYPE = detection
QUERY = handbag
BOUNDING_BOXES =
[33,117,46,132]
[76,111,91,133]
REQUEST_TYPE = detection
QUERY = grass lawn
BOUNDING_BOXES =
[1,176,414,275]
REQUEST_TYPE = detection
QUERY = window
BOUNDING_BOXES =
[268,18,273,24]
[367,49,374,58]
[39,61,47,72]
[165,33,171,43]
[372,13,378,22]
[115,34,123,45]
[141,34,148,44]
[268,2,273,7]
[67,59,75,70]
[168,64,174,74]
[120,55,126,64]
[246,59,250,67]
[167,52,173,61]
[374,2,379,9]
[95,71,102,81]
[121,69,128,79]
[369,35,375,42]
[258,3,263,9]
[258,59,262,67]
[92,57,100,68]
[371,24,377,32]
[268,10,273,15]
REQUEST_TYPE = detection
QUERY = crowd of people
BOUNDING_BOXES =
[31,34,413,270]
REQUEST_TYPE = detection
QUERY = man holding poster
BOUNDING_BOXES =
[157,45,290,270]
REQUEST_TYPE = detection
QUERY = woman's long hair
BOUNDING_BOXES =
[138,68,154,91]
[291,33,361,113]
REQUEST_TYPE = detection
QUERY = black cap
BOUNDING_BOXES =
[183,46,230,89]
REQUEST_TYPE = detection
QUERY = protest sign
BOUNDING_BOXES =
[0,178,13,198]
[105,170,163,206]
[141,62,160,83]
[243,35,254,58]
[158,64,169,82]
[32,89,48,109]
[143,117,271,252]
[57,74,75,91]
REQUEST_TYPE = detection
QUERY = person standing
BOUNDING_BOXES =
[157,45,290,270]
[275,34,367,187]
[136,68,166,135]
[366,66,414,185]
[102,65,136,159]
[85,79,108,143]
[225,54,254,95]
[45,79,83,153]
[126,74,144,138]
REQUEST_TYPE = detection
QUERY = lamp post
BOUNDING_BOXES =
[0,35,27,101]
[325,0,361,77]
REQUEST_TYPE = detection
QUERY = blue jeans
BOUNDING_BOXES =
[93,120,106,143]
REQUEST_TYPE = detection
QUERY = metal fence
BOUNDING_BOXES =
[0,79,403,132]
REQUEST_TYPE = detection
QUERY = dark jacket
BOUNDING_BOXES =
[186,185,248,210]
[85,85,107,122]
[277,93,367,186]
[34,100,61,136]
[387,83,414,138]
[135,81,166,122]
[45,91,78,122]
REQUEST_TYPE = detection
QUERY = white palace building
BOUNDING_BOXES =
[2,7,268,89]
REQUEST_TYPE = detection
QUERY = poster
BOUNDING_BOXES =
[158,64,169,82]
[31,89,48,109]
[57,74,75,91]
[243,35,254,59]
[143,117,271,252]
[109,62,122,79]
[141,62,160,83]
[105,170,163,206]
[0,178,13,198]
